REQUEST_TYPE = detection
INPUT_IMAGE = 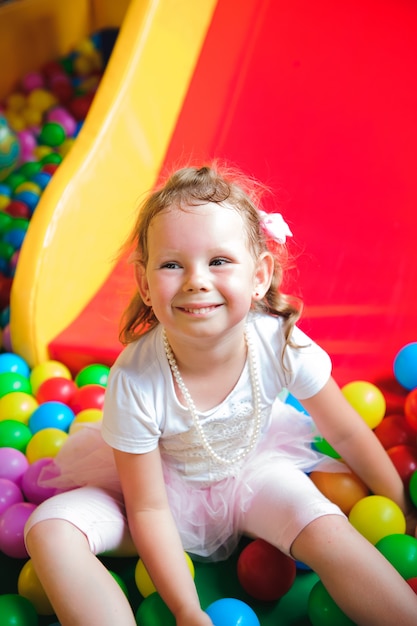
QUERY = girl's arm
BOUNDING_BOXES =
[301,376,414,521]
[113,447,212,625]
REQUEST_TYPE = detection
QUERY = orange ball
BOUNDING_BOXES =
[310,471,370,515]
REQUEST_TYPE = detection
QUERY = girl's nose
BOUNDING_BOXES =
[182,266,210,292]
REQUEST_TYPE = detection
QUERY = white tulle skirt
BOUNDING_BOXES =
[38,401,346,560]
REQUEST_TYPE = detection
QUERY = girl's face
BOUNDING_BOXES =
[136,203,273,345]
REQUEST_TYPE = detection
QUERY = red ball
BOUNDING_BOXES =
[387,445,417,488]
[237,539,296,601]
[407,577,417,594]
[405,390,417,432]
[36,377,78,405]
[374,415,417,449]
[69,384,106,414]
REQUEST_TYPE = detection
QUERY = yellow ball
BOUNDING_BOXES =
[69,408,102,434]
[349,495,406,544]
[135,552,194,598]
[30,360,72,395]
[342,380,386,429]
[0,391,38,424]
[25,427,68,463]
[18,559,55,615]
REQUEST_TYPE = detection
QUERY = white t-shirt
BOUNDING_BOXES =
[101,312,331,484]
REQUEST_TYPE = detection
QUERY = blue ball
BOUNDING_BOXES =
[393,342,417,390]
[0,353,30,378]
[205,599,260,626]
[29,401,75,434]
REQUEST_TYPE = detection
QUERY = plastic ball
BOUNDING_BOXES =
[0,352,30,377]
[374,414,417,449]
[39,121,66,147]
[29,401,75,433]
[205,598,260,626]
[18,558,55,615]
[69,408,102,434]
[0,477,23,515]
[406,577,417,594]
[348,495,406,544]
[0,447,29,483]
[35,376,77,405]
[135,552,194,598]
[0,419,32,452]
[30,360,72,395]
[308,580,355,626]
[21,457,57,504]
[75,363,110,387]
[394,343,417,391]
[376,534,417,579]
[0,116,20,181]
[405,389,417,431]
[0,594,38,626]
[135,593,175,626]
[69,384,106,414]
[313,436,340,459]
[309,471,369,515]
[387,444,417,488]
[341,380,386,429]
[0,500,36,558]
[0,391,38,424]
[409,470,417,508]
[237,538,296,601]
[109,570,129,598]
[25,427,68,463]
[0,371,31,398]
[47,107,77,136]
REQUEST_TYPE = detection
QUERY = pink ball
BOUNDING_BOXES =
[46,107,77,137]
[0,447,29,485]
[0,501,36,558]
[21,458,57,504]
[0,478,23,515]
[21,72,45,92]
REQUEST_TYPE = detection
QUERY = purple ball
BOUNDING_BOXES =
[0,447,29,485]
[21,457,57,504]
[0,501,36,558]
[0,478,23,515]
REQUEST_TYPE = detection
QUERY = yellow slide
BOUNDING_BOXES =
[6,0,217,367]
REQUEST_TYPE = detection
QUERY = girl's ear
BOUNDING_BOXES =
[134,263,152,306]
[252,251,274,301]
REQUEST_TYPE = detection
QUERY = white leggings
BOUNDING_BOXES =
[24,466,344,558]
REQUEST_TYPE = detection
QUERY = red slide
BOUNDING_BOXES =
[51,0,417,399]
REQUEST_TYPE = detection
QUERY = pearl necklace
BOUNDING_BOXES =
[162,326,262,466]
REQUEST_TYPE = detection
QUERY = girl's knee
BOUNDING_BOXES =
[25,518,89,557]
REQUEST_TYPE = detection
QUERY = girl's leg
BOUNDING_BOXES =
[240,464,417,626]
[291,514,417,626]
[24,486,137,626]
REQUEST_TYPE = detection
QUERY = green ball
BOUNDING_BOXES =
[109,570,129,599]
[0,372,32,398]
[375,533,417,579]
[0,419,32,452]
[39,122,66,147]
[313,436,341,459]
[0,594,38,626]
[308,581,355,626]
[135,593,175,626]
[75,364,110,388]
[409,470,417,507]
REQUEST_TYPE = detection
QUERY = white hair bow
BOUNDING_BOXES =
[259,211,293,244]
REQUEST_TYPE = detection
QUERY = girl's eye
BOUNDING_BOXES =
[161,262,180,269]
[210,258,229,266]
